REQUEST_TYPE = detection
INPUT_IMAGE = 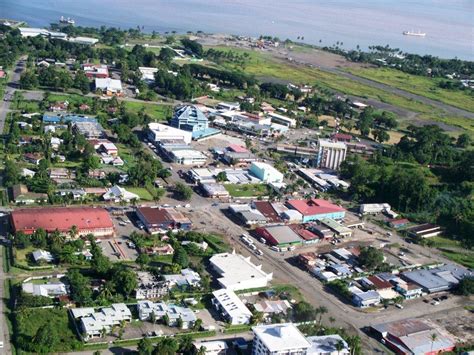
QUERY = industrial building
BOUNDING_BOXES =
[255,225,303,248]
[11,207,114,238]
[209,252,273,291]
[286,199,346,222]
[147,122,193,144]
[136,206,192,234]
[250,162,284,183]
[211,289,252,325]
[316,139,347,170]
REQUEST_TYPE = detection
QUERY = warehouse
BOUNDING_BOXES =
[286,199,346,222]
[136,207,192,234]
[11,207,114,238]
[255,225,303,248]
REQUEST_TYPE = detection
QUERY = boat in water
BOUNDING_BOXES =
[403,30,426,37]
[60,16,75,25]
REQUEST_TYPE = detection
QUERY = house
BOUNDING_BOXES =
[170,105,220,140]
[23,153,43,165]
[371,318,456,355]
[98,142,118,156]
[72,304,132,341]
[136,207,192,233]
[211,289,252,325]
[268,112,297,128]
[286,199,346,222]
[359,203,392,215]
[49,168,76,181]
[252,323,311,355]
[11,207,115,238]
[164,268,202,288]
[137,300,196,329]
[9,184,47,205]
[50,137,63,150]
[351,290,381,308]
[250,162,284,183]
[88,170,107,180]
[200,183,230,199]
[407,224,442,239]
[103,185,140,202]
[21,168,36,178]
[135,271,170,300]
[209,251,273,291]
[73,121,104,139]
[79,104,90,111]
[331,133,352,143]
[49,101,68,112]
[361,275,399,300]
[141,244,175,256]
[306,335,350,355]
[254,300,292,319]
[95,78,123,96]
[393,279,423,300]
[192,341,228,355]
[32,250,54,263]
[388,218,410,229]
[22,281,68,298]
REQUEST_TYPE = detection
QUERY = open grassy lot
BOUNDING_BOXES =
[125,186,154,201]
[440,249,474,269]
[347,67,474,113]
[224,183,270,197]
[123,101,171,121]
[15,308,83,353]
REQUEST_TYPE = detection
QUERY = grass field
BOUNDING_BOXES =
[123,101,171,121]
[224,183,270,197]
[440,248,474,269]
[15,308,83,352]
[347,67,474,113]
[125,187,154,201]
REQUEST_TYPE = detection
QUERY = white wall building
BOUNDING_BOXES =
[137,300,196,329]
[316,140,347,170]
[252,323,311,355]
[268,112,297,128]
[306,335,350,355]
[212,289,252,325]
[148,122,193,145]
[250,162,284,184]
[209,251,273,291]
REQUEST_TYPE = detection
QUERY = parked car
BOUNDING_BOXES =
[395,304,404,309]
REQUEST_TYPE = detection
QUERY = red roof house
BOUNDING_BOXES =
[11,207,114,238]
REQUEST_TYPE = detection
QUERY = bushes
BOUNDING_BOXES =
[327,279,352,300]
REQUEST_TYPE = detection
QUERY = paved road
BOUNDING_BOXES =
[0,57,26,134]
[0,245,12,354]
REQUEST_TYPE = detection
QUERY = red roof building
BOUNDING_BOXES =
[227,144,249,154]
[11,207,114,238]
[332,133,352,142]
[286,199,346,222]
[253,201,281,223]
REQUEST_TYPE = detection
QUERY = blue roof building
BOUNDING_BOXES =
[170,105,220,140]
[43,113,98,124]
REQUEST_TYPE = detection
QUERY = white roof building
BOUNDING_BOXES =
[169,149,208,165]
[103,185,139,202]
[211,289,252,325]
[148,122,193,145]
[252,323,311,355]
[209,251,273,291]
[95,78,123,94]
[306,335,350,355]
[22,282,68,298]
[137,300,196,329]
[250,162,284,184]
[164,268,202,287]
[32,250,54,263]
[21,168,36,178]
[72,304,132,341]
[193,340,228,355]
[68,36,99,45]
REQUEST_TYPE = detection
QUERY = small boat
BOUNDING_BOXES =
[60,16,75,25]
[403,30,426,37]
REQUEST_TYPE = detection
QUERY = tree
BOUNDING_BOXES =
[74,70,91,94]
[174,182,193,201]
[293,301,317,322]
[176,316,183,329]
[358,246,384,270]
[193,318,203,331]
[251,311,264,325]
[456,277,474,295]
[157,168,172,180]
[457,133,471,148]
[181,38,203,57]
[335,339,345,355]
[112,266,137,298]
[138,337,154,355]
[430,333,438,353]
[172,247,189,268]
[372,128,390,143]
[136,253,150,268]
[316,306,327,326]
[68,269,92,305]
[20,70,39,89]
[153,337,178,355]
[3,159,20,187]
[159,47,175,65]
[33,321,58,352]
[216,171,227,182]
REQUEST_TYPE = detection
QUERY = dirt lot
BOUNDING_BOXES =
[431,307,474,344]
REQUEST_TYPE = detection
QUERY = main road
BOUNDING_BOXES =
[0,57,26,134]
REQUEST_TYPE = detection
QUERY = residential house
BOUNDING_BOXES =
[32,250,54,263]
[24,153,43,165]
[164,268,201,288]
[137,300,196,329]
[9,184,47,205]
[136,271,170,300]
[95,78,123,96]
[22,281,68,298]
[103,185,140,202]
[192,341,228,355]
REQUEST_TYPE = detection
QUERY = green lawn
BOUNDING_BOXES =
[440,248,474,269]
[429,235,462,248]
[125,187,154,201]
[224,183,270,197]
[347,67,474,113]
[15,308,83,353]
[123,101,172,121]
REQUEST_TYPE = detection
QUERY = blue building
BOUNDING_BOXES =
[170,105,219,140]
[43,113,98,124]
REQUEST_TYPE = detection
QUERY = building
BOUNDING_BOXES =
[9,184,47,205]
[359,203,391,215]
[193,340,228,355]
[209,251,273,291]
[43,113,98,124]
[168,149,208,165]
[256,225,303,248]
[352,290,381,308]
[68,36,99,45]
[371,318,456,355]
[286,199,346,222]
[137,300,196,329]
[250,162,284,183]
[170,105,220,140]
[73,121,104,139]
[71,304,132,341]
[82,64,108,78]
[211,289,252,325]
[407,224,442,239]
[388,218,410,229]
[95,78,123,96]
[103,185,140,202]
[200,183,230,199]
[319,218,352,238]
[254,300,292,319]
[331,133,352,143]
[24,153,43,165]
[139,67,159,83]
[393,279,423,300]
[32,250,54,263]
[135,271,170,300]
[148,122,193,144]
[252,323,311,355]
[11,207,114,238]
[98,142,118,156]
[164,268,202,288]
[22,281,68,298]
[306,335,350,355]
[316,140,347,170]
[136,207,192,234]
[141,244,175,256]
[268,112,297,128]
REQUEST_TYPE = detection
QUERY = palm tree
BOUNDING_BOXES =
[430,333,438,353]
[69,225,79,239]
[317,306,328,326]
[197,346,206,355]
[335,339,345,355]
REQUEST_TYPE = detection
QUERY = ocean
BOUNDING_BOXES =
[1,0,473,59]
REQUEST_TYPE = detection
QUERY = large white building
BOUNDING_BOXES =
[137,300,196,329]
[252,323,311,355]
[209,251,273,291]
[71,304,132,341]
[316,140,347,170]
[250,162,284,184]
[148,122,193,144]
[212,289,252,325]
